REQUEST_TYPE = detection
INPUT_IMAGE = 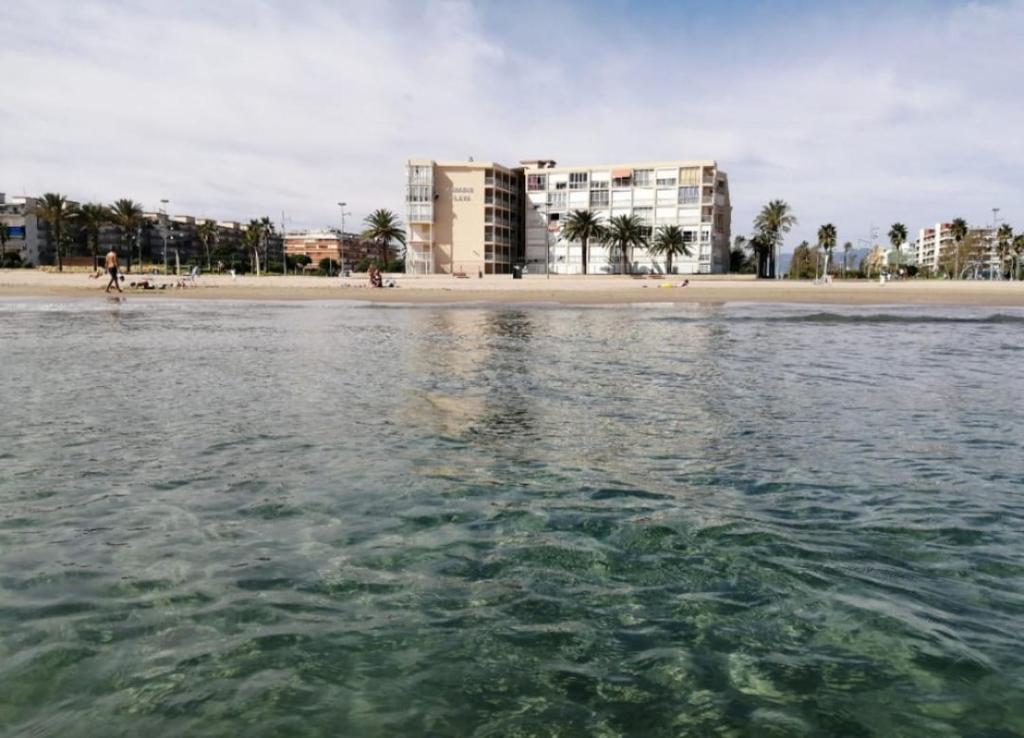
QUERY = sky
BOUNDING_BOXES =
[2,0,1022,249]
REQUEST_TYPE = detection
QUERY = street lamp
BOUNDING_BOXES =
[337,202,352,275]
[160,199,170,273]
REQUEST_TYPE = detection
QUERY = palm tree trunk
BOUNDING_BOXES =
[581,237,588,276]
[56,225,63,272]
[92,237,98,271]
[667,252,673,274]
[205,241,212,271]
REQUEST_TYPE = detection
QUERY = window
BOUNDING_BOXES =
[633,169,653,187]
[547,191,567,209]
[633,206,653,225]
[555,181,567,190]
[678,186,699,205]
[679,167,700,186]
[682,230,697,244]
[527,174,547,191]
[612,174,632,187]
[569,172,589,189]
[408,165,432,184]
[656,177,677,187]
[590,179,608,190]
[407,185,431,203]
[590,190,609,207]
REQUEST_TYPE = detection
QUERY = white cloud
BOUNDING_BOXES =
[1,0,1021,247]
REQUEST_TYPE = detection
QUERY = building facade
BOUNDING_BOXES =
[915,223,953,272]
[405,158,732,275]
[914,222,1001,276]
[406,159,523,275]
[522,159,731,274]
[284,230,382,269]
[0,194,42,265]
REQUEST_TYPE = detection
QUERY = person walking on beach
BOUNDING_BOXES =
[104,248,122,293]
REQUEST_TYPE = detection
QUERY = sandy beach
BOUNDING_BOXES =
[2,269,1023,306]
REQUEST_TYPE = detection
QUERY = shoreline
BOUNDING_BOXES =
[2,271,1024,306]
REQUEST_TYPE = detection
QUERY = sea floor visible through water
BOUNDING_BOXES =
[1,298,1023,737]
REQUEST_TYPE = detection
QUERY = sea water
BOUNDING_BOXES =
[1,298,1023,736]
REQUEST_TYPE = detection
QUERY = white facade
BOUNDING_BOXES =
[522,160,731,275]
[0,194,41,265]
[915,223,953,271]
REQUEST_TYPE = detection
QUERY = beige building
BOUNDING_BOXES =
[406,159,523,275]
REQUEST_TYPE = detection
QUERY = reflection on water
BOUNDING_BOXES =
[1,299,1023,736]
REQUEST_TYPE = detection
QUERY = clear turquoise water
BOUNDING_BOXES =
[1,298,1023,737]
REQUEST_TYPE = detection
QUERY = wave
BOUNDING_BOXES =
[655,312,1024,325]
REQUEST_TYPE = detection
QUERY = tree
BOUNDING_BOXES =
[817,223,837,278]
[196,219,218,271]
[244,219,263,275]
[109,199,144,273]
[1013,234,1024,282]
[601,214,648,274]
[362,209,406,266]
[996,224,1013,279]
[748,233,774,279]
[862,245,886,279]
[77,203,111,270]
[887,223,908,275]
[0,222,8,265]
[843,241,853,278]
[753,200,797,279]
[648,224,692,274]
[788,241,820,279]
[36,193,78,272]
[561,209,604,275]
[950,218,968,279]
[730,235,754,273]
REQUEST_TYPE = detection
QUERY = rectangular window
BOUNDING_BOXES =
[683,230,697,244]
[547,191,567,209]
[407,185,430,203]
[527,174,547,191]
[633,206,653,225]
[612,175,632,187]
[569,172,589,189]
[590,190,610,207]
[656,177,677,187]
[679,167,700,186]
[555,181,567,190]
[633,169,653,187]
[678,186,699,204]
[590,179,609,189]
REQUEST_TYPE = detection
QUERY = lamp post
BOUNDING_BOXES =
[337,202,351,275]
[160,199,170,273]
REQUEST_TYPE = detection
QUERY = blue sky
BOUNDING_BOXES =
[1,0,1021,249]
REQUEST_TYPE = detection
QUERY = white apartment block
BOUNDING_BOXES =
[523,159,731,274]
[915,223,953,272]
[0,193,42,265]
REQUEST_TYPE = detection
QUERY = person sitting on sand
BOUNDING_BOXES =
[104,248,122,293]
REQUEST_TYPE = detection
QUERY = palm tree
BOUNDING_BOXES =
[36,193,78,272]
[601,214,647,275]
[1011,234,1024,281]
[748,233,774,279]
[78,203,111,270]
[362,209,406,267]
[244,219,263,275]
[258,216,276,272]
[109,199,144,273]
[0,222,8,265]
[649,224,692,274]
[561,210,604,275]
[887,223,908,276]
[753,200,797,279]
[196,219,218,271]
[817,223,837,279]
[842,241,853,278]
[950,218,968,279]
[996,224,1013,279]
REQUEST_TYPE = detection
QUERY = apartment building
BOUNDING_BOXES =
[522,159,731,274]
[0,194,42,265]
[405,159,523,275]
[404,157,732,276]
[915,222,1002,276]
[284,230,382,269]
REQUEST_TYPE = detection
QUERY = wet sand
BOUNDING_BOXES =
[2,270,1023,306]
